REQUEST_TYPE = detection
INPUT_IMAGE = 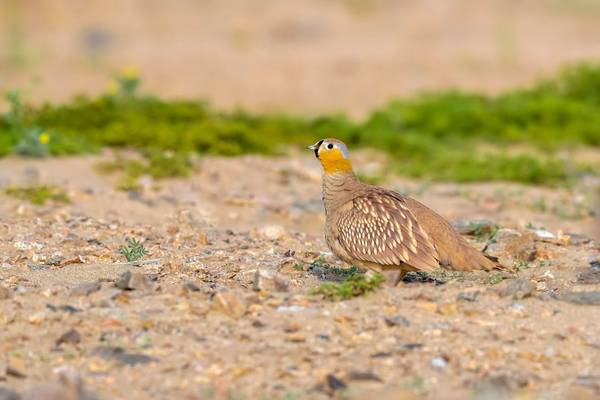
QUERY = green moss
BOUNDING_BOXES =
[310,272,385,301]
[5,185,70,205]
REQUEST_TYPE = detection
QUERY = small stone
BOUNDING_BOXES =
[70,282,101,297]
[577,269,600,285]
[457,291,480,302]
[431,357,448,369]
[56,329,81,346]
[183,281,201,292]
[384,315,410,327]
[211,291,247,319]
[0,387,20,400]
[90,346,156,366]
[500,278,536,300]
[0,286,11,300]
[115,271,153,291]
[326,374,347,391]
[559,291,600,306]
[530,229,556,240]
[347,371,382,382]
[256,225,287,240]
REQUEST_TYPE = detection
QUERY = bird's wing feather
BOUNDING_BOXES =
[336,192,439,271]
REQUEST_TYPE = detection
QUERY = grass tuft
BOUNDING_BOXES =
[119,238,147,262]
[5,185,70,205]
[310,272,386,301]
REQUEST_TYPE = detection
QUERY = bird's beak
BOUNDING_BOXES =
[308,140,323,158]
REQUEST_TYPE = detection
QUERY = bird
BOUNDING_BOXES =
[308,138,499,286]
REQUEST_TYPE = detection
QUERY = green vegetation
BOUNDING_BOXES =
[2,63,600,185]
[96,151,193,191]
[5,185,70,205]
[119,238,147,262]
[310,272,385,301]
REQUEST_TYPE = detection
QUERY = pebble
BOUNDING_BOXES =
[326,374,347,391]
[70,282,101,297]
[115,271,154,291]
[500,278,536,300]
[457,290,480,302]
[211,291,247,319]
[256,225,287,240]
[0,286,11,300]
[384,315,410,327]
[559,291,600,306]
[56,329,81,346]
[431,357,448,369]
[577,269,600,285]
[90,346,156,366]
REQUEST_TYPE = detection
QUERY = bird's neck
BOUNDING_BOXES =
[322,171,359,215]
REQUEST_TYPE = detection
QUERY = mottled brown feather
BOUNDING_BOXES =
[336,192,440,272]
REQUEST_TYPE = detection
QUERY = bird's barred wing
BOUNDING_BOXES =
[336,193,439,271]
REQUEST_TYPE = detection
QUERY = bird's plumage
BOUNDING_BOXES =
[311,138,498,285]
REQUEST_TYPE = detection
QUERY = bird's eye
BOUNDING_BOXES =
[327,143,334,149]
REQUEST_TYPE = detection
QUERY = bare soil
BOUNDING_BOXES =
[0,152,598,399]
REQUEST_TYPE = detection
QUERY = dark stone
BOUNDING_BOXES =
[56,329,81,346]
[0,387,20,400]
[90,346,157,366]
[370,352,392,358]
[402,343,424,350]
[326,374,347,391]
[577,269,600,285]
[70,282,101,297]
[115,271,132,290]
[559,291,600,306]
[500,278,536,300]
[46,304,81,313]
[384,315,410,327]
[403,271,439,284]
[27,264,48,272]
[347,371,382,382]
[457,291,480,302]
[184,282,201,292]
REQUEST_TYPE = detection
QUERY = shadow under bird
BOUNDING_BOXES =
[309,138,500,286]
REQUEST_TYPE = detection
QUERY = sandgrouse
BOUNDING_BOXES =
[309,138,498,286]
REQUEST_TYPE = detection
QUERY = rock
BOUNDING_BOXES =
[70,282,101,297]
[56,329,81,346]
[211,291,247,319]
[431,357,448,369]
[256,225,287,240]
[530,229,556,240]
[384,315,410,327]
[326,374,347,391]
[0,387,20,400]
[115,271,154,291]
[0,286,11,300]
[90,346,156,366]
[500,278,536,300]
[559,291,600,306]
[183,281,201,292]
[577,269,600,285]
[457,290,480,302]
[486,229,536,267]
[452,219,496,235]
[346,371,382,382]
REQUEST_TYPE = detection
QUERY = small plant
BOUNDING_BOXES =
[5,185,70,205]
[470,222,499,242]
[119,238,147,262]
[485,273,508,285]
[310,272,385,301]
[308,258,359,281]
[13,128,50,157]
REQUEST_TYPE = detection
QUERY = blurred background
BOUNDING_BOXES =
[3,0,600,115]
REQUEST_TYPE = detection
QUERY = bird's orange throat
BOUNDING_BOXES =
[319,149,353,174]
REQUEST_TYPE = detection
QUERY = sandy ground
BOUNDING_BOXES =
[3,0,600,115]
[0,152,598,400]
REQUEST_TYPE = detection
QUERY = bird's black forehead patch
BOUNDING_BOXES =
[314,139,324,158]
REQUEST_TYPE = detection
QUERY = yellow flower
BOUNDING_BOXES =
[120,66,139,80]
[39,132,50,144]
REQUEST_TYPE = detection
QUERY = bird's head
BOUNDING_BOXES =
[308,138,353,174]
